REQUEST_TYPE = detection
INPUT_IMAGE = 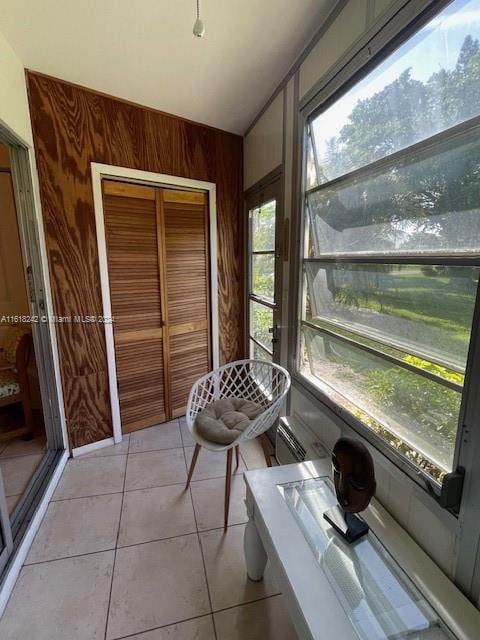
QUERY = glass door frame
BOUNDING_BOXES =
[245,173,284,364]
[0,125,67,580]
[0,473,13,576]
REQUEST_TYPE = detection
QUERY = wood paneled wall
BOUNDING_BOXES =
[26,72,244,448]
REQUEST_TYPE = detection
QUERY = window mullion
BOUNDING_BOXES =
[301,320,462,393]
[304,255,480,266]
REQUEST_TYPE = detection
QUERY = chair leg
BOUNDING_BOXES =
[186,444,201,489]
[224,448,233,530]
[235,445,240,468]
[259,433,272,468]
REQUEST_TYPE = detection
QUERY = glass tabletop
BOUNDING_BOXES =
[278,477,454,640]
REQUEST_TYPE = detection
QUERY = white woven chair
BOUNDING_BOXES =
[185,359,291,529]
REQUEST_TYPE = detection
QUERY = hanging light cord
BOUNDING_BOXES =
[193,0,205,37]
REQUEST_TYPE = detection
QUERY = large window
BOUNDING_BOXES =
[299,0,480,483]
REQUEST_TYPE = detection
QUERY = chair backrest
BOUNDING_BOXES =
[3,325,32,370]
[187,359,291,441]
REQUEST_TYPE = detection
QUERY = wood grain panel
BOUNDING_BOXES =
[169,320,208,336]
[103,192,162,332]
[26,71,243,447]
[103,182,168,433]
[103,180,155,200]
[61,371,111,447]
[163,191,211,416]
[115,338,166,432]
[170,330,210,417]
[163,189,204,205]
[164,199,209,326]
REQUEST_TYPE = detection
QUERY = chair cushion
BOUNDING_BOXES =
[0,371,20,398]
[195,397,264,445]
[3,325,30,365]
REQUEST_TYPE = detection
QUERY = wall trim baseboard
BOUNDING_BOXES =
[72,437,116,458]
[91,163,219,446]
[0,450,68,617]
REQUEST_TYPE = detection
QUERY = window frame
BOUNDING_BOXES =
[244,168,284,365]
[288,0,480,602]
[290,0,480,500]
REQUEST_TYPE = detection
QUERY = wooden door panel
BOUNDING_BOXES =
[164,203,209,320]
[104,193,162,332]
[163,191,211,416]
[170,329,210,417]
[163,191,211,417]
[115,338,166,432]
[103,180,167,433]
[103,182,211,431]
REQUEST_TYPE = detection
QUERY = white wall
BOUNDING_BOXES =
[279,78,295,368]
[374,0,396,18]
[243,0,460,582]
[244,92,284,190]
[299,0,368,99]
[0,32,33,146]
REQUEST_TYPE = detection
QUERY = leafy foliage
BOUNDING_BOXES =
[324,36,480,178]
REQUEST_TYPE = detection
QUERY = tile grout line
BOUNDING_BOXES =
[197,529,218,640]
[23,521,252,567]
[83,443,184,460]
[51,489,124,503]
[212,593,281,619]
[111,613,214,640]
[127,442,184,456]
[111,594,283,640]
[213,592,282,618]
[239,447,249,471]
[181,442,218,640]
[50,466,245,503]
[103,452,128,640]
[24,547,117,568]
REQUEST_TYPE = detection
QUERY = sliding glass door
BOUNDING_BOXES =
[0,133,65,579]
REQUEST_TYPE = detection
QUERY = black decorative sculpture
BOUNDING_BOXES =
[323,437,376,544]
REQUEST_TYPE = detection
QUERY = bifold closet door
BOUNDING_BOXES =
[102,180,211,433]
[161,189,211,418]
[103,181,168,433]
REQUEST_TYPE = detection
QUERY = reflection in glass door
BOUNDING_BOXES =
[0,472,13,575]
[247,181,281,363]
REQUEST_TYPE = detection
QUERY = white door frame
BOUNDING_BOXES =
[91,163,219,445]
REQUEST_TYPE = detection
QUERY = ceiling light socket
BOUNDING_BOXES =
[193,17,205,38]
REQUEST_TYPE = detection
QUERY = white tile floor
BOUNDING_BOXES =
[0,418,298,640]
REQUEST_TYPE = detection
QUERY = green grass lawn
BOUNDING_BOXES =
[307,265,479,382]
[372,269,476,339]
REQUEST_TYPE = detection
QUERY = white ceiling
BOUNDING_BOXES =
[0,0,336,134]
